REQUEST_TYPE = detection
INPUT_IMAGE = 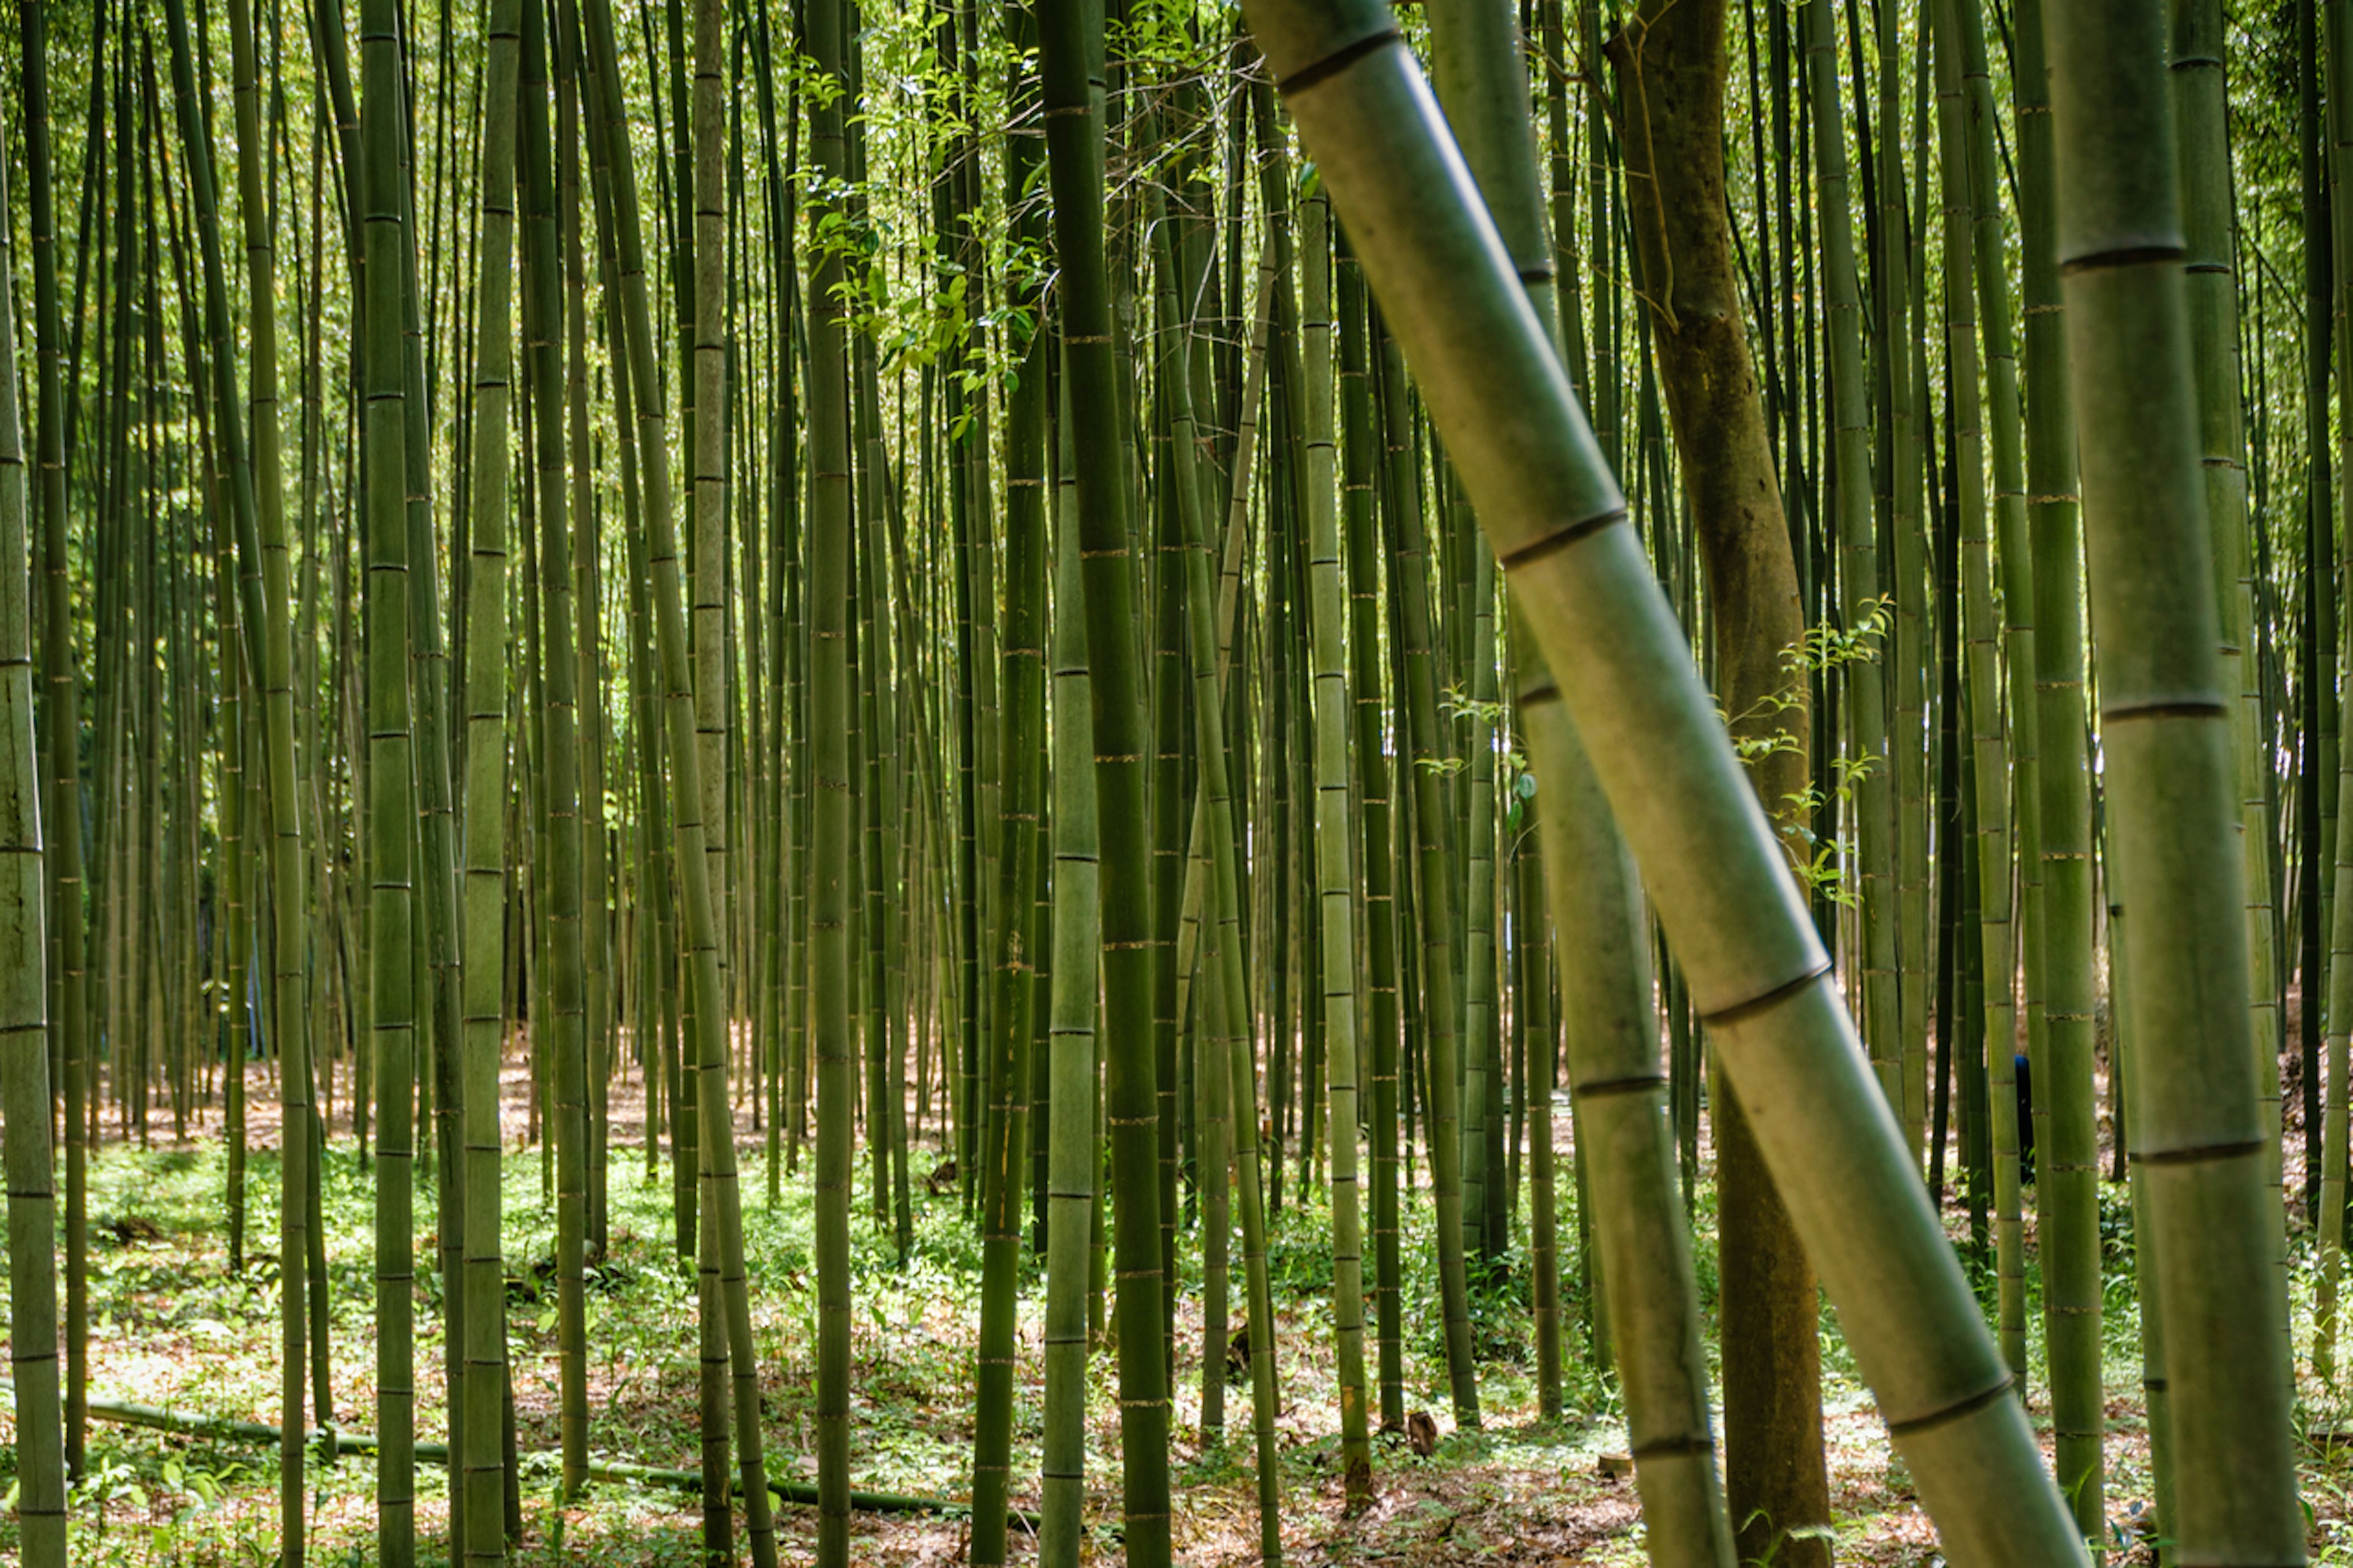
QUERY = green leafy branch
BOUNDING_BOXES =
[1716,597,1894,904]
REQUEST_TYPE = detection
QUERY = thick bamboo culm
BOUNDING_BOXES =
[1238,0,2094,1559]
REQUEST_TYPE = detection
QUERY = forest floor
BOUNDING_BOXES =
[7,1050,2353,1564]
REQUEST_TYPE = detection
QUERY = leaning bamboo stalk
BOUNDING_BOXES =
[1423,0,1735,1546]
[1520,638,1735,1568]
[1240,7,2092,1561]
[1427,0,1740,1550]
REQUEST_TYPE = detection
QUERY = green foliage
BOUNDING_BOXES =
[1718,596,1895,906]
[34,1122,2353,1561]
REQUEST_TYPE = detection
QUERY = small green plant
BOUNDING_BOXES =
[1716,595,1895,906]
[1737,1509,1839,1567]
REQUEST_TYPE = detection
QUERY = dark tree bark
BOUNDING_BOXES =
[1607,5,1833,1565]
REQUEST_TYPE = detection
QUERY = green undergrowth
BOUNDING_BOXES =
[9,1119,2353,1563]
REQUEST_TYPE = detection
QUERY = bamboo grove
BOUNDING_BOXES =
[0,0,2340,1560]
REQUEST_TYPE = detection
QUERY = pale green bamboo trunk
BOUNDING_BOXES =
[457,0,524,1552]
[2174,0,2290,1358]
[1299,187,1374,1510]
[2040,0,2305,1556]
[1986,0,2105,1530]
[1038,393,1102,1568]
[1240,6,2095,1559]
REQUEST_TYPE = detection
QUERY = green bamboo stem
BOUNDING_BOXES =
[1878,0,1931,1208]
[689,0,730,1175]
[2041,2,2305,1557]
[1994,0,2106,1528]
[1150,254,1190,1379]
[1373,312,1481,1430]
[386,50,468,1504]
[558,0,613,1258]
[1518,627,1737,1568]
[969,109,1048,1556]
[18,0,89,1495]
[1336,247,1406,1436]
[162,0,313,1551]
[1299,187,1374,1510]
[0,65,66,1568]
[1038,396,1102,1568]
[457,0,523,1553]
[1926,8,2020,1237]
[805,0,860,1557]
[1154,187,1286,1558]
[2173,0,2289,1344]
[1514,754,1562,1422]
[1242,10,2094,1561]
[358,0,422,1552]
[578,0,779,1553]
[518,0,589,1499]
[1798,0,1894,1119]
[683,0,741,1549]
[1038,0,1176,1552]
[2301,0,2335,1281]
[2328,782,2353,1375]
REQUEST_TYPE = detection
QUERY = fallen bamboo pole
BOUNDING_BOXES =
[1,1382,1035,1528]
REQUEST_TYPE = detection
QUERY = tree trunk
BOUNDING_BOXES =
[1607,7,1832,1563]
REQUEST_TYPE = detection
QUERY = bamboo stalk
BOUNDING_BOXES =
[1241,9,2093,1559]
